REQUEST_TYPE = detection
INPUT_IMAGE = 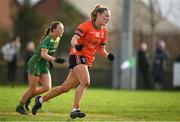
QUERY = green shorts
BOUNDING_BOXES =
[28,63,49,76]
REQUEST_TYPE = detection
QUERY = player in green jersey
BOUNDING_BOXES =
[16,21,66,115]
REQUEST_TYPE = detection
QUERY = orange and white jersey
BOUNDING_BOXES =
[70,20,107,66]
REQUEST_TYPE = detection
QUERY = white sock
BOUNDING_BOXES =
[72,108,80,112]
[39,97,44,103]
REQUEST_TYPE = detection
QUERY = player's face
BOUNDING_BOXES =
[54,23,64,37]
[98,10,110,26]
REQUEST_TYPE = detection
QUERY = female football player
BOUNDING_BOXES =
[32,5,115,118]
[16,21,66,115]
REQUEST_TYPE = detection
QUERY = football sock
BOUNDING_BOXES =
[72,105,79,112]
[39,96,44,103]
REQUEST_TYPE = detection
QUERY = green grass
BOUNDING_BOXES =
[0,85,180,121]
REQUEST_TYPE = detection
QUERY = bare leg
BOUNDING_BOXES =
[16,74,40,114]
[20,74,39,104]
[35,73,52,95]
[73,64,90,109]
[43,70,79,102]
[69,64,89,119]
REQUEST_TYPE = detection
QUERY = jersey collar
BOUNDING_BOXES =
[92,20,102,30]
[51,36,60,42]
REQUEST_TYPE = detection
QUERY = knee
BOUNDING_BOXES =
[61,86,71,93]
[43,86,51,92]
[80,78,90,87]
[29,85,36,92]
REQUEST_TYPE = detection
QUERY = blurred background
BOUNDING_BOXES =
[0,0,180,90]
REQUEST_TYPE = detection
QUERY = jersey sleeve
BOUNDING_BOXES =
[100,28,107,45]
[40,36,51,50]
[74,22,88,37]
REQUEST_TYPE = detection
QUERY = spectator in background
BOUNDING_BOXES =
[137,42,150,89]
[1,36,21,83]
[153,40,168,89]
[23,41,35,83]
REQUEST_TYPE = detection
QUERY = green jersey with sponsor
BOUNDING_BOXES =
[28,34,60,76]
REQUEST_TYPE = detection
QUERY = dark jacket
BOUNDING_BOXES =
[153,47,167,81]
[137,50,149,73]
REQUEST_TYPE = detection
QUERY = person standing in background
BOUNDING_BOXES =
[1,36,21,83]
[153,40,168,89]
[137,42,150,89]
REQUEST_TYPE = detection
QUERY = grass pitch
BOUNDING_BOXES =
[0,85,180,121]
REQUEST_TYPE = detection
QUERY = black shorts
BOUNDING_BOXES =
[69,55,87,69]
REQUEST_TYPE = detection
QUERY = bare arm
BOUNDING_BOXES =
[71,34,81,47]
[40,48,56,61]
[97,45,115,61]
[97,45,109,57]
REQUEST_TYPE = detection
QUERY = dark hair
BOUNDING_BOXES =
[91,4,109,21]
[40,21,63,42]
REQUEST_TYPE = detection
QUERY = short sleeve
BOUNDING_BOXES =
[40,36,51,49]
[74,22,88,37]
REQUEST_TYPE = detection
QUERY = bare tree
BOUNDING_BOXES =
[134,0,173,59]
[148,0,172,56]
[171,0,180,27]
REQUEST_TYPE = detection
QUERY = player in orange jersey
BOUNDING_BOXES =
[32,5,115,119]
